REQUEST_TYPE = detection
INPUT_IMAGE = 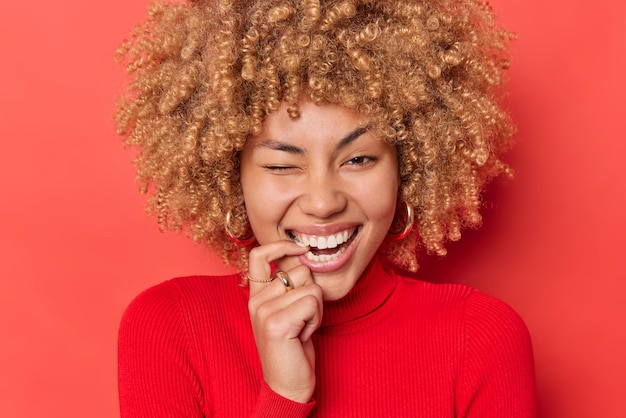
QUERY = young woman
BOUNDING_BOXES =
[115,0,536,416]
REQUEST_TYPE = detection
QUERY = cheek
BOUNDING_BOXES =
[241,179,294,242]
[373,151,400,216]
[376,189,399,225]
[379,187,400,232]
[358,173,399,223]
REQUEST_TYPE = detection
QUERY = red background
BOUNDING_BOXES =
[1,1,624,417]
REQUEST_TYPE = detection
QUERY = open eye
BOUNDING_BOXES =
[345,155,377,166]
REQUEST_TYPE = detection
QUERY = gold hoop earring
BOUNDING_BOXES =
[225,210,256,246]
[387,201,414,241]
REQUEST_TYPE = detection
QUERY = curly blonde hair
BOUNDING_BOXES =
[115,0,515,272]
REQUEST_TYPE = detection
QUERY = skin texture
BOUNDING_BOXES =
[242,100,399,402]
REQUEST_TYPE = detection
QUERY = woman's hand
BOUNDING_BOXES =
[247,241,323,404]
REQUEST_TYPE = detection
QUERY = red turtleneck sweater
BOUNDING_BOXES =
[118,257,536,417]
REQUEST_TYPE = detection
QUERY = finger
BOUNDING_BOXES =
[249,265,315,310]
[261,290,323,341]
[296,288,324,342]
[260,278,324,342]
[247,240,308,296]
[249,265,322,326]
[273,265,313,291]
[275,271,294,291]
[287,264,315,287]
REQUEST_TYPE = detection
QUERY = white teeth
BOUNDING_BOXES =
[306,252,320,262]
[305,246,346,262]
[289,228,356,251]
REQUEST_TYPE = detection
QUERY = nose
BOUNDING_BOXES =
[298,171,348,219]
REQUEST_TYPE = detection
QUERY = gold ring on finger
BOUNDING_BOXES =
[274,271,294,292]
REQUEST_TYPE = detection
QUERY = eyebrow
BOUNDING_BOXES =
[257,125,370,154]
[338,125,369,149]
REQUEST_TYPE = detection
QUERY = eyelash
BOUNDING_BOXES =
[262,165,296,172]
[346,155,376,165]
[262,155,377,172]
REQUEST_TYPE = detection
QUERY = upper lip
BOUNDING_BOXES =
[286,226,359,249]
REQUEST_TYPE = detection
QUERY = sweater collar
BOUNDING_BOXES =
[320,255,397,328]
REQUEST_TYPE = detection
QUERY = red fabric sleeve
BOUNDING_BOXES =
[456,291,537,417]
[251,381,315,418]
[118,281,205,417]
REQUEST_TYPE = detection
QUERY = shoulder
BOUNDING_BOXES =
[395,270,532,348]
[119,274,245,336]
[454,287,535,383]
[398,279,537,416]
[393,269,475,315]
[126,273,242,304]
[462,289,532,343]
[397,270,528,327]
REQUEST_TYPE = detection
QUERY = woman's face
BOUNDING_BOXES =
[240,100,399,300]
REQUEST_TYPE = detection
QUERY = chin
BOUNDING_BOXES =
[313,274,358,302]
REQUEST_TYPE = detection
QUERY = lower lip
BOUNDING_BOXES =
[297,229,361,274]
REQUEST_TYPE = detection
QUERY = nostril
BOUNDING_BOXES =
[299,187,348,219]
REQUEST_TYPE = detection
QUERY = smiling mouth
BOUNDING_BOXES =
[287,227,359,262]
